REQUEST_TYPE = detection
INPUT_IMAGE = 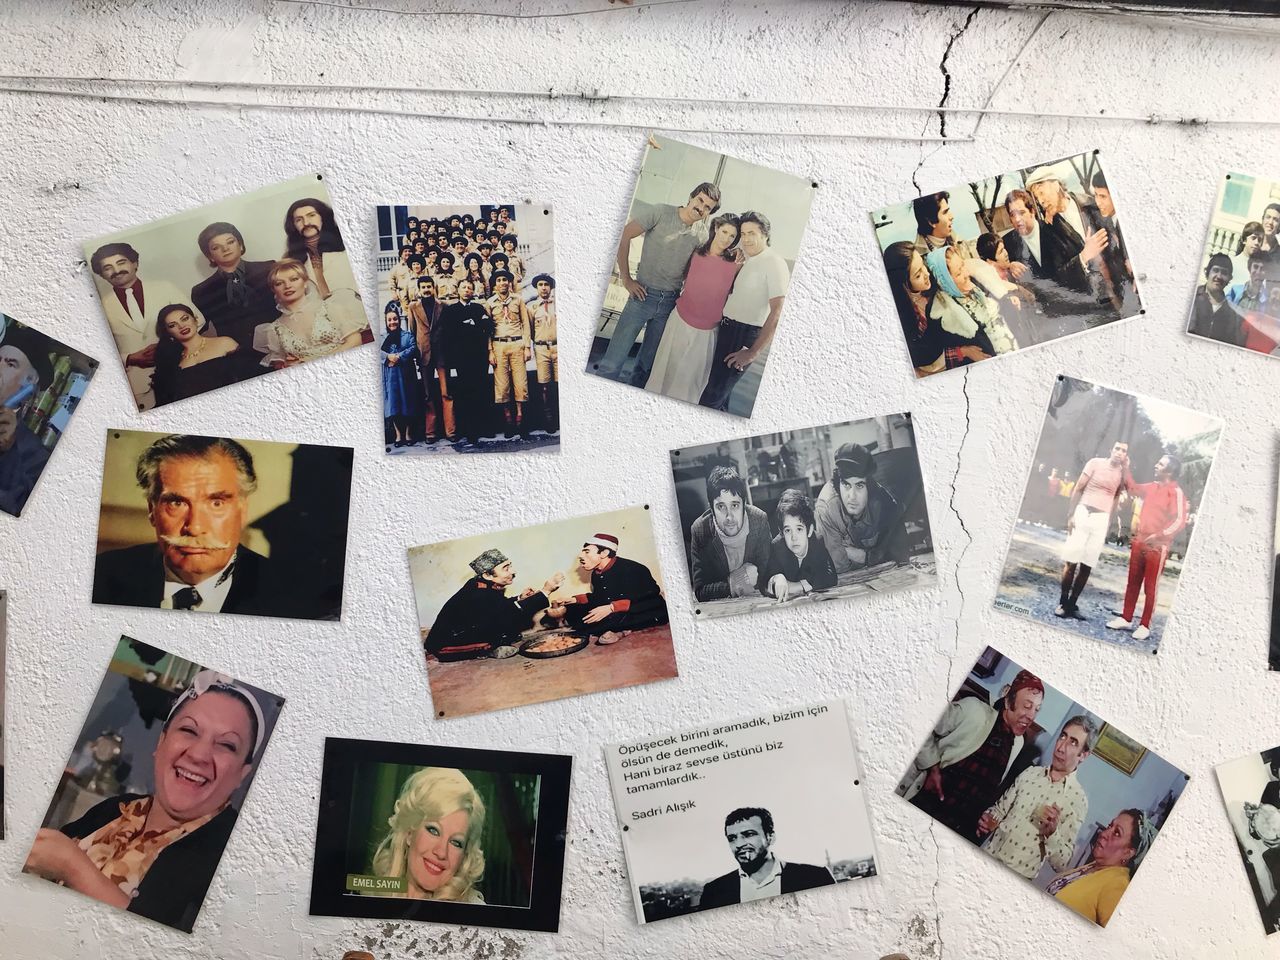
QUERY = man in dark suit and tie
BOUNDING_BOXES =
[91,434,334,620]
[697,807,834,910]
[189,221,278,350]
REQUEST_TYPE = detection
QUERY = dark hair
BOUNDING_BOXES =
[90,242,140,275]
[1249,251,1271,270]
[976,232,1002,262]
[1004,188,1036,216]
[398,244,412,255]
[883,241,933,339]
[450,233,466,245]
[1205,252,1233,277]
[197,221,246,259]
[136,434,257,506]
[696,213,741,261]
[705,464,747,505]
[416,275,435,288]
[688,181,723,215]
[283,198,345,261]
[408,255,426,270]
[1237,220,1265,254]
[437,253,455,270]
[582,542,616,559]
[775,487,815,529]
[384,300,401,319]
[463,252,483,273]
[913,191,950,236]
[489,252,509,269]
[406,216,419,226]
[164,687,260,766]
[478,241,494,252]
[724,806,773,837]
[487,229,500,241]
[1091,171,1109,191]
[532,273,555,289]
[151,304,204,404]
[738,211,771,244]
[1266,202,1280,222]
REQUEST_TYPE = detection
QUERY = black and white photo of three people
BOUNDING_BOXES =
[873,150,1139,379]
[670,413,934,618]
[588,135,814,418]
[898,646,1188,929]
[85,173,371,412]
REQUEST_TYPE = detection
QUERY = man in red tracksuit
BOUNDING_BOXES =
[1106,454,1189,644]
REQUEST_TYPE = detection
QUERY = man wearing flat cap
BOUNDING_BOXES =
[552,533,669,645]
[425,549,565,661]
[897,669,1045,842]
[814,442,910,575]
[1025,164,1124,311]
[0,324,53,517]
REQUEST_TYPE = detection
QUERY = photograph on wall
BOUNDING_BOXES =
[0,314,97,518]
[993,375,1221,653]
[1270,470,1280,672]
[1186,172,1280,354]
[410,506,677,718]
[1215,747,1280,934]
[309,738,571,932]
[587,134,814,418]
[0,590,5,839]
[871,151,1139,378]
[85,173,370,411]
[373,203,559,454]
[896,646,1187,929]
[91,430,353,621]
[605,699,876,923]
[22,635,284,933]
[669,413,935,618]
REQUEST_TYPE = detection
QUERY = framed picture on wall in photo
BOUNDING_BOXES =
[871,150,1141,379]
[21,636,285,933]
[896,645,1188,929]
[308,737,572,932]
[587,134,815,418]
[372,203,560,454]
[992,375,1222,654]
[84,173,371,412]
[668,412,936,618]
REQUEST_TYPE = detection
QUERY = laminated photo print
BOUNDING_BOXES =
[993,375,1222,653]
[1216,747,1280,935]
[0,590,5,839]
[22,636,284,933]
[309,738,571,932]
[605,699,877,923]
[85,173,370,411]
[91,430,354,621]
[871,151,1140,378]
[0,314,98,518]
[1186,172,1280,354]
[587,134,814,418]
[1271,469,1280,672]
[896,646,1188,929]
[409,505,677,718]
[669,413,935,618]
[373,203,560,454]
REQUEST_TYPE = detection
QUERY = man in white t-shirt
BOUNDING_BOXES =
[1057,439,1131,619]
[698,212,789,413]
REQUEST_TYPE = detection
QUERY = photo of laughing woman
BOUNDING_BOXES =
[23,637,283,933]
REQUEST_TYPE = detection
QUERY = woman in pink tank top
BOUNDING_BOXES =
[644,214,742,404]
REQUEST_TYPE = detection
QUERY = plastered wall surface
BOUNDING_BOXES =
[0,2,1276,958]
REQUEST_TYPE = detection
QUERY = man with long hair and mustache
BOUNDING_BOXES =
[282,197,360,301]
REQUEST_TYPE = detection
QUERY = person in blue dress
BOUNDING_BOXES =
[381,302,422,448]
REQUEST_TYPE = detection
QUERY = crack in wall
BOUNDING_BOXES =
[912,6,979,193]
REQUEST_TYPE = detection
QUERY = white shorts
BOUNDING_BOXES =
[1061,504,1110,567]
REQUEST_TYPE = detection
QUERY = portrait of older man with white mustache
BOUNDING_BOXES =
[91,434,331,619]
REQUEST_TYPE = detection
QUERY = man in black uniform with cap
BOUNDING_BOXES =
[554,533,669,645]
[0,324,53,517]
[814,442,909,575]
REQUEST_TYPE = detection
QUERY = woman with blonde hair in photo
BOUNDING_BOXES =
[371,767,487,903]
[253,258,367,369]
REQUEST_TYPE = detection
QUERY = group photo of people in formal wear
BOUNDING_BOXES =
[408,506,677,719]
[872,151,1139,379]
[588,135,813,418]
[1187,172,1280,355]
[1216,746,1280,935]
[91,430,354,621]
[669,413,934,618]
[22,636,283,933]
[374,203,559,454]
[0,314,97,517]
[85,174,370,411]
[994,376,1221,653]
[606,700,876,924]
[309,738,571,932]
[897,646,1187,928]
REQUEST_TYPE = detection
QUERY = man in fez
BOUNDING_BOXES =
[0,325,53,517]
[698,807,834,909]
[91,434,329,619]
[551,533,668,645]
[897,669,1045,842]
[425,549,564,661]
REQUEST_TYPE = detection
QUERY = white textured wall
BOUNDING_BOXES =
[0,2,1276,958]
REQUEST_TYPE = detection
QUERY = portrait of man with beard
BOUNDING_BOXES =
[697,806,834,910]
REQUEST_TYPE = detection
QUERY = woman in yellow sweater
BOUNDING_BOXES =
[1044,808,1155,927]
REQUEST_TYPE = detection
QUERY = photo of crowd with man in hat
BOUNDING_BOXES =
[409,506,678,718]
[873,151,1139,379]
[374,204,559,455]
[669,413,936,619]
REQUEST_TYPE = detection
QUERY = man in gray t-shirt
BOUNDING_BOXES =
[595,182,720,385]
